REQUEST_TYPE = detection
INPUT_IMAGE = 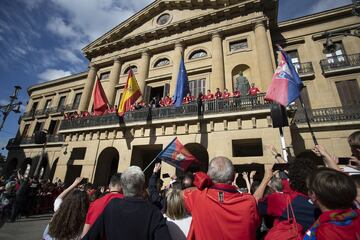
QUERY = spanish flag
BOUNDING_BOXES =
[118,69,142,116]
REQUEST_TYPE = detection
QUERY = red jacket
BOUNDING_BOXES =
[183,173,260,240]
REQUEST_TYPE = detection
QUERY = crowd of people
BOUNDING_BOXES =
[0,130,344,239]
[63,83,262,120]
[0,173,64,226]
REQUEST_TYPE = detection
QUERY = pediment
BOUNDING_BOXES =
[82,0,278,58]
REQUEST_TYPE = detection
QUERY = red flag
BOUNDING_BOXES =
[93,79,109,115]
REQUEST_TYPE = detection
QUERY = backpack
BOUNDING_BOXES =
[265,195,303,240]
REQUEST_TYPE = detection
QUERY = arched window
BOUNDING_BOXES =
[154,58,170,68]
[124,65,138,74]
[189,50,207,60]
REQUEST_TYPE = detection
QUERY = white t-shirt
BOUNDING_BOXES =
[165,215,192,240]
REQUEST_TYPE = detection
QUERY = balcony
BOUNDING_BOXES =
[295,105,360,124]
[320,53,360,76]
[21,104,79,120]
[60,93,271,131]
[6,134,65,149]
[296,62,315,79]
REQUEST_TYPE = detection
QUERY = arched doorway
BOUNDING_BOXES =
[6,158,18,176]
[232,64,251,95]
[47,158,58,182]
[176,143,209,176]
[21,158,33,177]
[38,157,49,180]
[93,147,119,187]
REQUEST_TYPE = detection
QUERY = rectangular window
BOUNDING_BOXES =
[287,50,300,72]
[72,93,82,109]
[57,96,66,111]
[31,102,39,112]
[100,72,110,80]
[232,139,263,157]
[22,124,30,137]
[70,147,87,160]
[336,80,360,106]
[325,42,346,63]
[43,99,52,111]
[230,39,248,52]
[34,122,43,133]
[48,120,58,135]
[189,79,206,97]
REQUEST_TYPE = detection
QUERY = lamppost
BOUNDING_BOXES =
[0,86,22,131]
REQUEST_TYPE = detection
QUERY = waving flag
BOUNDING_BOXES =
[157,137,199,171]
[265,46,303,106]
[93,78,109,115]
[118,69,142,116]
[173,56,190,107]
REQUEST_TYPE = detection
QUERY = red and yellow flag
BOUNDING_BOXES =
[118,69,142,116]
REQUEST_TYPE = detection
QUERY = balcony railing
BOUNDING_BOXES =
[296,62,314,77]
[60,93,270,130]
[320,53,360,74]
[6,134,65,148]
[295,105,360,123]
[21,104,78,120]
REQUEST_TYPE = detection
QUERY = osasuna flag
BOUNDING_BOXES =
[173,56,190,107]
[118,69,142,116]
[93,78,109,115]
[265,46,304,106]
[157,137,199,171]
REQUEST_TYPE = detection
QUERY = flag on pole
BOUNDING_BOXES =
[157,137,199,171]
[265,45,304,106]
[93,78,109,115]
[173,56,190,107]
[118,69,142,116]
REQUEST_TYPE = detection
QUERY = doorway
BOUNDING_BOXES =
[64,165,82,187]
[93,147,119,187]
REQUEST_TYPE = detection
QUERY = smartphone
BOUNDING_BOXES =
[272,163,289,171]
[80,178,88,185]
[338,157,351,165]
[162,173,170,179]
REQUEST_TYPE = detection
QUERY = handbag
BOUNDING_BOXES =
[265,194,303,240]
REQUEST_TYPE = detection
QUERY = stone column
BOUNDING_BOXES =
[78,63,98,112]
[170,42,185,96]
[138,50,150,99]
[211,32,225,91]
[254,20,274,89]
[106,57,122,106]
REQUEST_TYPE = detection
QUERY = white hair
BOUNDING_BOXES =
[207,156,235,184]
[121,166,145,197]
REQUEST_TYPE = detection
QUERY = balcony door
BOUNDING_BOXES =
[335,80,360,106]
[325,42,346,64]
[288,50,300,72]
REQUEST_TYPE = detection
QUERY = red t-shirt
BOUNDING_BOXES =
[248,87,260,96]
[206,93,214,100]
[85,192,124,225]
[183,184,260,240]
[223,92,231,99]
[233,91,240,97]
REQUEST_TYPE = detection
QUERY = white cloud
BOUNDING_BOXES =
[37,69,72,83]
[55,48,84,64]
[46,17,78,39]
[49,0,152,41]
[22,0,44,10]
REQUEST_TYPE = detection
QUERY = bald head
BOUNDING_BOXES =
[207,156,235,184]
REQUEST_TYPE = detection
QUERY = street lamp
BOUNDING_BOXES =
[0,86,22,131]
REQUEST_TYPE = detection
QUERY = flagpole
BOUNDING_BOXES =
[278,127,288,162]
[143,137,177,172]
[299,96,318,145]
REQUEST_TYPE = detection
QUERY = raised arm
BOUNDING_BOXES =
[313,144,340,171]
[57,177,83,200]
[253,164,273,202]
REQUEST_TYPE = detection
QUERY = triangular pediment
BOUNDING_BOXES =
[83,0,278,58]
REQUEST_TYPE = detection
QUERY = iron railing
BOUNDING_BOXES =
[7,134,65,147]
[297,62,314,76]
[295,105,360,123]
[320,53,360,73]
[60,93,271,130]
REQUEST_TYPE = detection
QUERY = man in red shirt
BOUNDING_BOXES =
[183,157,260,240]
[248,83,260,106]
[81,173,124,237]
[223,89,231,99]
[214,88,222,99]
[206,89,214,100]
[304,168,360,240]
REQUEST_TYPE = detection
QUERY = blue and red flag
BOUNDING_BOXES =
[173,55,190,107]
[265,45,304,106]
[157,137,199,171]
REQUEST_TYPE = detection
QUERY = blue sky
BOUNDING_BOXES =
[0,0,351,155]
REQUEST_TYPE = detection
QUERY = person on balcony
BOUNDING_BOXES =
[183,93,193,104]
[215,88,222,99]
[248,83,260,106]
[159,97,166,107]
[223,89,231,99]
[164,95,174,106]
[206,90,214,101]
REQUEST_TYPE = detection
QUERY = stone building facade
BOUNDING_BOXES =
[5,0,360,186]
